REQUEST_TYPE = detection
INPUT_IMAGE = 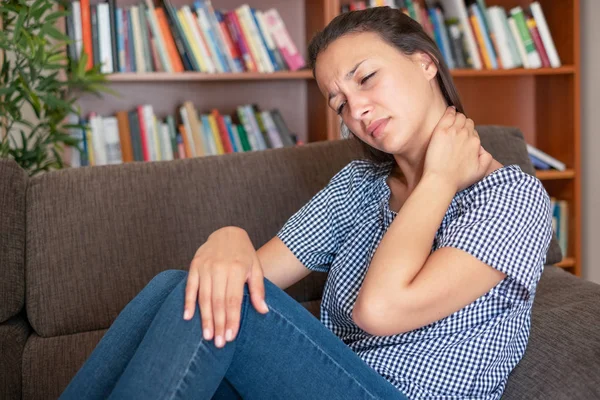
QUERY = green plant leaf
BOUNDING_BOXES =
[31,2,53,21]
[45,10,70,21]
[41,24,70,42]
[13,8,27,44]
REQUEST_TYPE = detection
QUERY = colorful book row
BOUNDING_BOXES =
[65,0,306,74]
[342,0,561,70]
[65,104,299,167]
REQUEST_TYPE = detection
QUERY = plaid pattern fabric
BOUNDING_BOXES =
[277,160,553,399]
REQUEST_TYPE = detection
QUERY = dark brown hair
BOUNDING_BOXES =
[308,6,465,165]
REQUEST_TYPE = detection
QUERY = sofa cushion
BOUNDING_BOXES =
[22,329,106,400]
[0,159,27,323]
[502,266,600,399]
[24,140,360,337]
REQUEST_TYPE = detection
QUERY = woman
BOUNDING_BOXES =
[60,7,553,400]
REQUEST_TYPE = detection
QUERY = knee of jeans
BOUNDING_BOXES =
[150,269,188,287]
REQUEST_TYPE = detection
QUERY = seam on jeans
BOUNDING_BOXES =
[265,303,380,400]
[165,294,250,400]
[166,334,211,400]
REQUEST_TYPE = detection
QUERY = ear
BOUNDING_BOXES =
[415,52,438,82]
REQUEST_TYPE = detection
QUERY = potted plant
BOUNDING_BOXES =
[0,0,113,176]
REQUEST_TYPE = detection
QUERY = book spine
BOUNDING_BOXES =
[195,2,227,72]
[130,6,145,72]
[527,17,550,68]
[510,7,541,68]
[108,0,119,72]
[251,8,282,71]
[215,10,244,72]
[223,115,243,152]
[261,111,284,148]
[164,0,197,71]
[116,8,126,72]
[211,110,234,153]
[487,7,515,69]
[204,0,238,72]
[137,5,154,71]
[80,0,94,70]
[530,1,561,68]
[204,114,223,154]
[144,0,172,72]
[116,111,133,162]
[434,7,455,69]
[470,3,497,69]
[236,6,270,72]
[155,7,185,72]
[179,7,209,72]
[262,9,305,71]
[507,16,529,68]
[97,3,114,73]
[72,1,83,62]
[236,107,259,150]
[447,22,466,69]
[103,117,122,164]
[226,10,257,72]
[179,107,196,157]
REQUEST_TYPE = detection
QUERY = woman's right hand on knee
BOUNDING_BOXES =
[184,226,270,348]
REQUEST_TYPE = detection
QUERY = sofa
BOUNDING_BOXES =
[1,125,599,399]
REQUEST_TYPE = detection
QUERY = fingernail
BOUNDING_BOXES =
[215,335,224,347]
[262,300,269,312]
[183,310,191,320]
[225,329,233,341]
[203,328,211,340]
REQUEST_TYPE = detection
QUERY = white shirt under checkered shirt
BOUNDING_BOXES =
[277,159,553,399]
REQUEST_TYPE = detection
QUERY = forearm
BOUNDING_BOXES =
[355,174,456,312]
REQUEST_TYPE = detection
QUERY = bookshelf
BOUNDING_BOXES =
[71,0,581,277]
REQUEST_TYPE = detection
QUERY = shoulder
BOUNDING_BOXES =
[327,159,390,193]
[461,164,550,214]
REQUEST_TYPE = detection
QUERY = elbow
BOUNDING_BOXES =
[352,301,412,337]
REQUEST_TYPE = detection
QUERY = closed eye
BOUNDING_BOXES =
[361,72,376,84]
[336,72,377,115]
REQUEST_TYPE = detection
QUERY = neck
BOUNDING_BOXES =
[391,98,447,191]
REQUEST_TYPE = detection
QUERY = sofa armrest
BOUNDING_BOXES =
[0,313,31,399]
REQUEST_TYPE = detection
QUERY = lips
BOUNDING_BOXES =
[367,118,390,138]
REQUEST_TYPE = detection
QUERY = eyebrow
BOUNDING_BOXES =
[328,59,368,103]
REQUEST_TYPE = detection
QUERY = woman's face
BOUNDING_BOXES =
[314,31,442,155]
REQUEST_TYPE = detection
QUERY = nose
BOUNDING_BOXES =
[347,94,372,121]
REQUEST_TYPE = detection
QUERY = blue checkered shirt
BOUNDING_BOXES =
[277,159,553,399]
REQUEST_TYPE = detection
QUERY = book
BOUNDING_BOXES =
[510,6,542,68]
[530,1,561,68]
[527,16,550,68]
[526,144,566,171]
[438,0,483,69]
[262,9,305,71]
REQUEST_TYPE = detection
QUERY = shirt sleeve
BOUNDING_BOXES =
[276,160,368,273]
[438,172,554,298]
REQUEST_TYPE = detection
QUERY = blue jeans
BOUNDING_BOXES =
[59,270,406,399]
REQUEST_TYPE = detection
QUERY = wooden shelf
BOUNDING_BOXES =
[535,169,576,180]
[556,257,576,269]
[451,66,575,77]
[106,70,314,82]
[105,67,574,82]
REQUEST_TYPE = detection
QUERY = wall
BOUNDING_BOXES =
[581,0,600,284]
